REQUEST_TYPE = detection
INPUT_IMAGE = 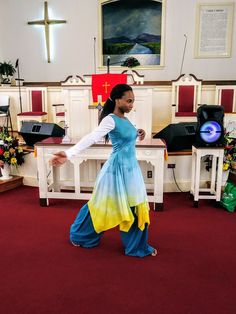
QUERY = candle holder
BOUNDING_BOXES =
[96,95,103,122]
[96,94,103,110]
[62,124,70,143]
[62,110,71,143]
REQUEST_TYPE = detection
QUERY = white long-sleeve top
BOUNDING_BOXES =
[65,115,115,160]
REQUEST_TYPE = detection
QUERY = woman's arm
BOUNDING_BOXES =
[49,115,115,166]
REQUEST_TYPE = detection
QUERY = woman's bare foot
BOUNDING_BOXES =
[71,241,80,247]
[151,248,157,256]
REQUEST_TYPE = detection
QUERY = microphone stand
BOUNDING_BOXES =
[179,34,187,76]
[107,56,110,74]
[93,37,97,73]
[15,59,23,113]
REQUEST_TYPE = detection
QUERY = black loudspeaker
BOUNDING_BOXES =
[195,105,225,147]
[153,122,197,152]
[20,122,65,146]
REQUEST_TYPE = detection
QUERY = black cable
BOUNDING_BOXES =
[172,168,189,193]
[36,170,51,183]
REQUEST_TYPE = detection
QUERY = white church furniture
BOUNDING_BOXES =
[190,146,224,208]
[121,69,145,85]
[17,87,48,131]
[61,85,153,140]
[35,137,166,211]
[171,74,202,124]
[0,94,13,133]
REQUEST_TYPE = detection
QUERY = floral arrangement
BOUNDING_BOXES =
[0,130,24,166]
[121,57,140,68]
[223,132,236,171]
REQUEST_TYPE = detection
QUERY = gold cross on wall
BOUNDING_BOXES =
[102,82,110,94]
[28,1,66,63]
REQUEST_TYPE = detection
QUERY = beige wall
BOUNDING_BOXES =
[0,0,235,82]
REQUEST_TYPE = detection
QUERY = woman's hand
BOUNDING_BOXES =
[137,129,146,141]
[49,151,67,167]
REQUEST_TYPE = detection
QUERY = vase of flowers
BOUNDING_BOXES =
[0,129,24,180]
[222,132,236,187]
[121,56,140,68]
[223,132,236,173]
[0,162,12,180]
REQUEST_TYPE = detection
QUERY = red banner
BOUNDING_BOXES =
[91,74,127,106]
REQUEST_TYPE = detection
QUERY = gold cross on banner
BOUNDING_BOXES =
[102,82,110,93]
[28,1,66,63]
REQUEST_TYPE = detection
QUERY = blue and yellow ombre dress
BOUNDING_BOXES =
[70,114,155,257]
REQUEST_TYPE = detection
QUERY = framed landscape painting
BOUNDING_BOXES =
[99,0,165,69]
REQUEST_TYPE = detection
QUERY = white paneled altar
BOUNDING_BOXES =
[62,85,153,139]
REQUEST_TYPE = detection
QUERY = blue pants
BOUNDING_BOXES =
[70,204,155,257]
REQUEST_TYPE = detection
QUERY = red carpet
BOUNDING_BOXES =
[0,186,235,314]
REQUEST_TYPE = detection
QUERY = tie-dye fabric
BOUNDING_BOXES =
[88,114,150,233]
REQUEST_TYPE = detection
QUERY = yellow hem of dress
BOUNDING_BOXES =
[88,200,150,233]
[134,201,150,231]
[88,201,134,233]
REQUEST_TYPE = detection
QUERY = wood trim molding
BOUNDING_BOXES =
[23,79,236,87]
[204,80,236,86]
[23,82,61,86]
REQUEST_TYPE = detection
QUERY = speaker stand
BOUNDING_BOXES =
[190,146,224,207]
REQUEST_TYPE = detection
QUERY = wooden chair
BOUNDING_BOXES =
[52,103,65,126]
[215,85,236,129]
[171,74,202,123]
[215,85,236,113]
[0,95,13,133]
[17,87,48,131]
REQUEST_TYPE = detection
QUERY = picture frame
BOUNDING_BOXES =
[98,0,166,70]
[194,2,234,58]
